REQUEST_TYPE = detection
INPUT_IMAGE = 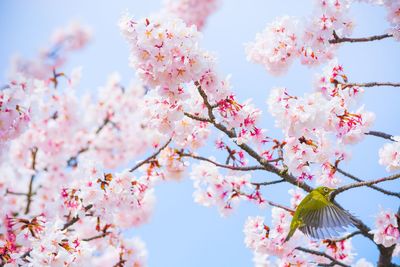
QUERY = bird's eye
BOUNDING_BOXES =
[323,188,329,192]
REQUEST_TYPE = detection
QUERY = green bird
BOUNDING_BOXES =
[284,186,355,242]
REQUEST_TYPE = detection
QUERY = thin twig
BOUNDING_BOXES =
[267,200,294,213]
[336,167,400,198]
[252,179,285,187]
[82,231,110,242]
[184,112,212,123]
[295,247,350,267]
[179,152,265,171]
[95,117,111,134]
[330,231,362,242]
[344,82,400,88]
[365,131,396,141]
[329,31,393,44]
[25,147,38,214]
[5,189,30,196]
[61,204,93,231]
[129,138,172,172]
[331,173,400,200]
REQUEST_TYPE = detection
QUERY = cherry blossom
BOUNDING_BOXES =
[190,160,261,216]
[162,0,219,30]
[119,13,213,93]
[379,136,400,172]
[245,16,300,76]
[267,62,374,184]
[246,1,355,74]
[0,77,33,155]
[370,208,400,248]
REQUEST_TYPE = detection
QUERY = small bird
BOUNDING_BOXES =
[284,186,355,242]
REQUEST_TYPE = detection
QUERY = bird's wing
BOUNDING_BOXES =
[298,195,354,240]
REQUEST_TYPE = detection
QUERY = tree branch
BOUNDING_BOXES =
[295,247,350,267]
[194,81,314,193]
[329,31,393,44]
[344,82,400,88]
[184,112,212,123]
[192,80,377,248]
[82,231,110,242]
[129,138,172,172]
[178,152,265,171]
[365,131,396,141]
[251,179,285,187]
[330,231,362,242]
[25,147,38,215]
[336,167,400,198]
[331,173,400,200]
[267,200,294,213]
[61,204,93,231]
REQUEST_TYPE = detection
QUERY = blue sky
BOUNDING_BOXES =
[1,1,399,266]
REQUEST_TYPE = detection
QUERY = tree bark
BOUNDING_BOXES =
[377,244,396,267]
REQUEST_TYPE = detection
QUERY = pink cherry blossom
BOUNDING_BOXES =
[119,13,213,92]
[190,160,261,216]
[162,0,219,30]
[245,16,300,76]
[370,208,400,248]
[379,136,400,172]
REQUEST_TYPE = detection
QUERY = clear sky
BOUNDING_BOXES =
[1,1,399,266]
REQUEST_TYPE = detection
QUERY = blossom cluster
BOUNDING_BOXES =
[246,0,354,75]
[190,160,265,216]
[119,13,213,93]
[379,136,400,172]
[162,0,219,30]
[246,0,400,75]
[370,208,400,248]
[0,77,34,156]
[120,12,270,157]
[267,62,374,186]
[1,26,155,266]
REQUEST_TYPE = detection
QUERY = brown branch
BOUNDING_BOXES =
[61,204,93,231]
[251,179,285,187]
[82,231,110,242]
[95,117,111,134]
[329,31,393,44]
[192,80,379,249]
[365,131,396,141]
[331,173,400,200]
[5,189,30,196]
[194,81,314,193]
[330,231,362,242]
[344,82,400,88]
[295,247,350,267]
[184,112,212,123]
[336,167,400,198]
[178,152,265,171]
[267,200,294,213]
[25,147,38,214]
[129,138,172,172]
